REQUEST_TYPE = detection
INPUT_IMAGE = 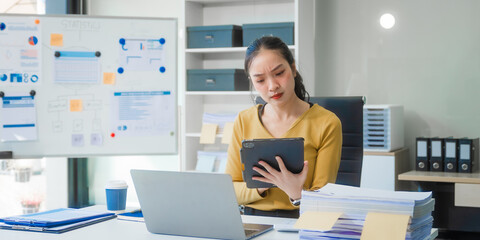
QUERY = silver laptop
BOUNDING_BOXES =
[131,170,273,240]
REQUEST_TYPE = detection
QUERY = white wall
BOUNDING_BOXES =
[86,0,184,206]
[315,0,480,167]
[45,157,68,209]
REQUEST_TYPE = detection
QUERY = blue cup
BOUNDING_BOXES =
[105,180,128,211]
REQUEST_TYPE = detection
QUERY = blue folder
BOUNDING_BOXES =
[0,208,115,228]
[0,214,116,233]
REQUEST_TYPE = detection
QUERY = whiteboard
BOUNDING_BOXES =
[0,14,177,158]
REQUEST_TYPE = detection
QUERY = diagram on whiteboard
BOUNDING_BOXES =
[0,17,42,85]
[47,93,104,146]
[117,38,166,73]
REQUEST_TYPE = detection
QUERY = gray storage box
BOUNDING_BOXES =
[242,22,294,46]
[187,69,249,91]
[187,25,242,48]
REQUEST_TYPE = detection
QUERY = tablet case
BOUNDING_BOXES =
[240,138,304,188]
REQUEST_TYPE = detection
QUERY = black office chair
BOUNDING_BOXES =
[255,96,364,187]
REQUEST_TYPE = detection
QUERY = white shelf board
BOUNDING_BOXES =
[186,133,223,138]
[186,0,294,5]
[186,91,258,95]
[186,45,295,53]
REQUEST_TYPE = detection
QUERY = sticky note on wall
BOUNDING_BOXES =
[221,122,234,144]
[200,123,218,144]
[70,99,83,112]
[50,33,63,46]
[360,212,410,240]
[103,72,116,85]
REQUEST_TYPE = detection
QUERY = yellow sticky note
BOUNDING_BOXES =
[50,33,63,46]
[293,211,342,231]
[200,124,218,144]
[360,212,410,240]
[70,99,83,112]
[103,72,116,85]
[221,122,234,144]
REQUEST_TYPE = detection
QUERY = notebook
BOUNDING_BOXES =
[117,210,144,222]
[131,170,273,240]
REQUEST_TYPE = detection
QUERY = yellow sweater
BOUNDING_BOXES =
[225,104,342,211]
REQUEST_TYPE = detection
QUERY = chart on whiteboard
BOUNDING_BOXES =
[118,38,167,73]
[0,16,42,86]
[111,91,175,137]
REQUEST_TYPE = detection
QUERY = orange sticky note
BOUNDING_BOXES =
[103,72,116,85]
[200,124,218,144]
[294,211,342,231]
[360,212,410,240]
[50,33,63,46]
[221,122,234,144]
[70,99,83,112]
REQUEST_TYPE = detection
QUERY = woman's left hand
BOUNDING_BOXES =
[252,156,308,200]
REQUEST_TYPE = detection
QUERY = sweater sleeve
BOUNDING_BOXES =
[309,114,343,190]
[225,113,264,205]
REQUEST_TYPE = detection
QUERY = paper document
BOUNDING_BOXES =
[0,16,42,86]
[298,183,434,240]
[195,154,216,172]
[54,51,100,84]
[111,91,175,136]
[0,93,38,141]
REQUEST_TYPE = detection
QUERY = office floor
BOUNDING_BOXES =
[437,230,480,240]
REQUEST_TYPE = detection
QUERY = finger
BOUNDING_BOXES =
[253,166,274,180]
[275,156,288,172]
[299,161,309,177]
[252,176,274,184]
[258,160,280,176]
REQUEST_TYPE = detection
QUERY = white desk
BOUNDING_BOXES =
[0,206,438,240]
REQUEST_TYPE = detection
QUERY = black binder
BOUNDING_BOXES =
[416,137,430,171]
[429,137,444,172]
[444,138,458,172]
[458,138,479,173]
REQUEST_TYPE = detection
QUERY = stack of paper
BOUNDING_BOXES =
[298,184,434,240]
[202,112,237,134]
[195,151,228,173]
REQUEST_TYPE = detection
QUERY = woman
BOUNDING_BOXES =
[225,36,342,218]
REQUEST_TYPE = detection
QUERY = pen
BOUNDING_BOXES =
[125,209,141,214]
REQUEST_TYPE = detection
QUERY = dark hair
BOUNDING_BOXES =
[244,36,309,102]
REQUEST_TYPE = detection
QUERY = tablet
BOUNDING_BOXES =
[240,137,304,188]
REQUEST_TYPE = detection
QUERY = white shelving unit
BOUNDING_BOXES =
[181,0,315,171]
